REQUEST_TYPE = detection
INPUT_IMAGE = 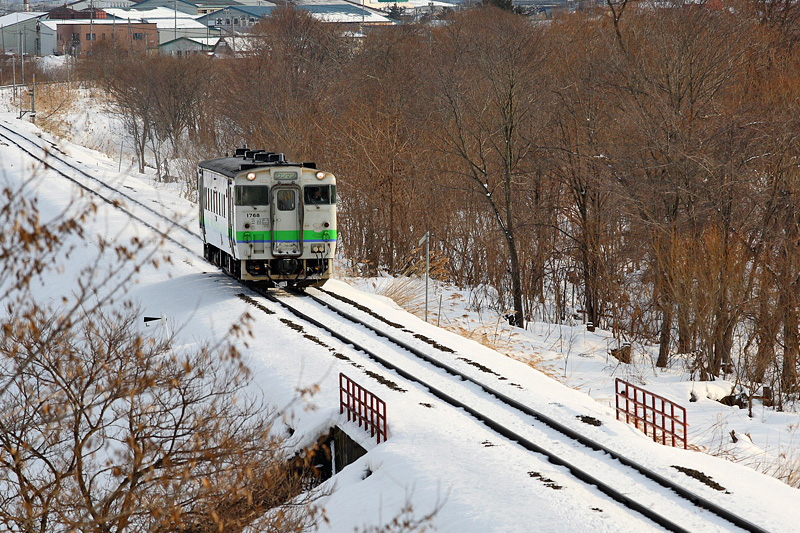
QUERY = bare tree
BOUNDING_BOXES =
[430,7,549,328]
[102,55,155,174]
[326,25,437,274]
[219,6,349,156]
[0,302,319,533]
[0,176,323,532]
[606,7,748,368]
[544,15,623,331]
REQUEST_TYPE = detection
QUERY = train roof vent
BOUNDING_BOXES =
[245,150,266,160]
[268,153,285,163]
[234,147,248,157]
[303,162,317,169]
[254,152,275,163]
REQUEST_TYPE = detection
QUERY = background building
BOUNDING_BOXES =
[38,18,158,56]
[105,6,218,44]
[0,11,46,55]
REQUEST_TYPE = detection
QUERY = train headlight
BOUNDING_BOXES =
[315,171,325,180]
[311,244,324,253]
[246,172,256,181]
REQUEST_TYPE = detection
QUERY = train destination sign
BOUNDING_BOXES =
[273,171,298,181]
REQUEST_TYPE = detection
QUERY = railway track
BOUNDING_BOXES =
[0,120,200,254]
[247,285,768,533]
[2,119,771,533]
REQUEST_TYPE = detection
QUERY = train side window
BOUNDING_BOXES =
[276,190,296,211]
[304,185,333,205]
[236,185,269,205]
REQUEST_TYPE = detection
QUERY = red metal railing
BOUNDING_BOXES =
[339,373,387,444]
[615,378,687,449]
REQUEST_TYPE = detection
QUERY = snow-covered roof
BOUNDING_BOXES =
[38,18,156,29]
[104,7,200,21]
[159,35,220,46]
[309,6,393,24]
[134,0,242,7]
[229,0,277,5]
[68,0,136,8]
[102,7,209,30]
[214,34,265,53]
[188,0,242,5]
[400,0,457,8]
[186,36,219,46]
[149,17,209,30]
[0,12,47,27]
[203,4,394,25]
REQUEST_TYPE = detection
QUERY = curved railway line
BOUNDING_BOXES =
[0,120,199,254]
[2,120,771,533]
[253,286,765,533]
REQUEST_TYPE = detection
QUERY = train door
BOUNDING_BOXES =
[227,183,235,254]
[271,185,303,256]
[197,169,206,241]
[235,183,270,259]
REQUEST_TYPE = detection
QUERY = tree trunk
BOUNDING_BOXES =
[754,321,778,384]
[781,293,799,392]
[507,235,525,328]
[657,303,673,368]
[677,300,692,354]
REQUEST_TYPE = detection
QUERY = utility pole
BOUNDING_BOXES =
[89,0,94,56]
[29,73,35,122]
[419,232,430,322]
[19,30,24,86]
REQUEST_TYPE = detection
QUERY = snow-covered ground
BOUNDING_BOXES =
[2,86,799,531]
[346,275,800,489]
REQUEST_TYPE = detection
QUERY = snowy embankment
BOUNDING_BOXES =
[2,84,799,532]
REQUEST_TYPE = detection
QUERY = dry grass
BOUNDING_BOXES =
[735,426,800,489]
[447,322,514,353]
[30,82,80,138]
[372,276,512,349]
[371,276,426,316]
[697,418,800,489]
[756,449,800,488]
[370,277,552,375]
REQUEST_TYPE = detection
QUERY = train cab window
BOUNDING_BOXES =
[236,185,269,206]
[276,190,296,211]
[304,185,336,205]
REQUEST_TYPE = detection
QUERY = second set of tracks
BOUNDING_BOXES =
[251,286,769,533]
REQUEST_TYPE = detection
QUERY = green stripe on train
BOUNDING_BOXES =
[233,230,337,242]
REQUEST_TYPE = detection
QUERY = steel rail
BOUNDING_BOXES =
[0,122,198,254]
[253,286,758,533]
[304,287,767,533]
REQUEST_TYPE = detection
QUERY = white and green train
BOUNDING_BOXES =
[198,148,337,288]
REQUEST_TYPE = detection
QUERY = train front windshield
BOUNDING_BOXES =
[236,185,269,205]
[304,185,336,205]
